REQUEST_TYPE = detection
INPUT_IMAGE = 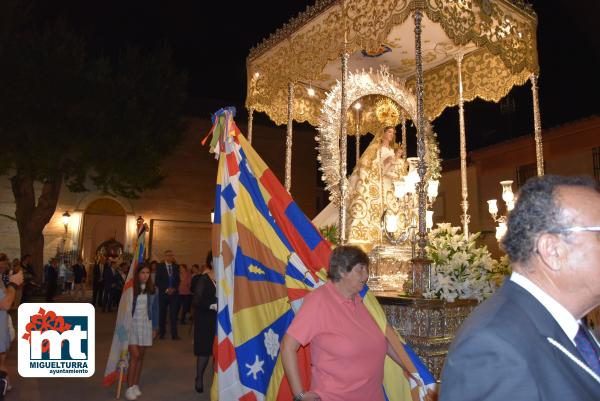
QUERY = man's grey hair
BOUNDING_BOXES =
[501,174,598,265]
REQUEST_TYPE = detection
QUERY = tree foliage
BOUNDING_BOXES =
[0,1,188,198]
[0,0,188,274]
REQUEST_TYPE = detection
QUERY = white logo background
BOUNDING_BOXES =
[18,303,95,378]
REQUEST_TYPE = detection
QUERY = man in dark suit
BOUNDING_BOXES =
[92,255,105,307]
[44,258,59,302]
[155,250,181,339]
[441,175,600,400]
[102,260,116,312]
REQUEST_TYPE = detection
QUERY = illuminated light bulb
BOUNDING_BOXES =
[427,180,439,199]
[506,200,515,212]
[487,199,498,215]
[394,180,407,199]
[495,222,507,240]
[501,180,514,203]
[385,214,399,233]
[426,210,434,230]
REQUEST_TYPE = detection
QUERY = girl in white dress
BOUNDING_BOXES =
[125,264,159,401]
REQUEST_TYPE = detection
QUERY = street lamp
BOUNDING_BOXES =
[62,211,71,234]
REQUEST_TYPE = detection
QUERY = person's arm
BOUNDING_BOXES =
[0,272,24,310]
[281,335,321,401]
[386,340,408,370]
[173,266,181,290]
[151,294,159,334]
[281,335,304,397]
[385,340,419,383]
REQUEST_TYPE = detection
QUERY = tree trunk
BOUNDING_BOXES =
[11,174,63,281]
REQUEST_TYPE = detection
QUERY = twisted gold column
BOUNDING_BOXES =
[355,107,361,166]
[247,108,254,144]
[457,54,470,238]
[401,114,407,157]
[530,74,544,176]
[414,10,427,259]
[338,49,349,244]
[285,82,294,192]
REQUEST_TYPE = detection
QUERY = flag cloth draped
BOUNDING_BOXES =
[103,224,147,386]
[208,107,437,401]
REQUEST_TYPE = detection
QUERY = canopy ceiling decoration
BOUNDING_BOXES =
[245,0,542,251]
[246,0,538,127]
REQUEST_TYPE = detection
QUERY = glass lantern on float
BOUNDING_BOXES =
[383,157,439,248]
[488,180,515,240]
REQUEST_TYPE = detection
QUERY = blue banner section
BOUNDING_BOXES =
[285,260,315,288]
[217,305,232,336]
[284,202,322,251]
[235,310,295,394]
[234,247,286,284]
[221,183,237,210]
[238,157,292,251]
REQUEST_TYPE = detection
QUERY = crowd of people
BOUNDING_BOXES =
[0,248,216,400]
[1,174,599,400]
[116,250,216,400]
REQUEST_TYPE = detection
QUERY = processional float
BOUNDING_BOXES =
[245,0,541,377]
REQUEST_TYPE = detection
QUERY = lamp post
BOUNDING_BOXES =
[60,210,71,269]
[62,211,71,234]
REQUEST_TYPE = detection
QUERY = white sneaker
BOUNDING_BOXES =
[124,386,138,400]
[133,385,142,396]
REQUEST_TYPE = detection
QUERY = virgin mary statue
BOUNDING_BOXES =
[313,125,407,251]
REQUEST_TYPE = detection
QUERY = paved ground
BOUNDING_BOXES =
[7,292,213,401]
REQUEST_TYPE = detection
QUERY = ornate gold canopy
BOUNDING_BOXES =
[245,0,538,127]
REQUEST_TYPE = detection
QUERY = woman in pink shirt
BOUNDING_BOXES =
[178,264,192,324]
[282,246,409,401]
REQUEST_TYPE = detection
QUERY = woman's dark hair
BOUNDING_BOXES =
[205,251,213,270]
[501,174,598,265]
[327,245,369,282]
[133,263,156,296]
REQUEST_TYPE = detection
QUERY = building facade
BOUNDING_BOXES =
[0,117,318,274]
[436,115,600,256]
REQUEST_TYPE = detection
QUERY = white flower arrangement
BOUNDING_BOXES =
[424,223,510,302]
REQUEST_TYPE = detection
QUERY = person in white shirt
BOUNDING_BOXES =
[441,174,600,400]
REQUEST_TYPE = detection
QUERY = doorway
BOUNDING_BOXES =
[81,198,127,264]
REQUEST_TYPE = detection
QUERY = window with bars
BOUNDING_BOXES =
[594,147,600,182]
[516,163,537,187]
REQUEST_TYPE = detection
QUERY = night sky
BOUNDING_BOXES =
[33,0,599,160]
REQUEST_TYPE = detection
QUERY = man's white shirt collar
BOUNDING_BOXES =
[511,272,579,345]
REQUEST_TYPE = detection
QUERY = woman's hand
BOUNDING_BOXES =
[302,391,321,401]
[152,329,158,339]
[9,271,24,287]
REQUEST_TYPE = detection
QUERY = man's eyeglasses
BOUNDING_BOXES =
[547,226,600,234]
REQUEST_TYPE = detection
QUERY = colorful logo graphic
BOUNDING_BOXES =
[18,303,95,377]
